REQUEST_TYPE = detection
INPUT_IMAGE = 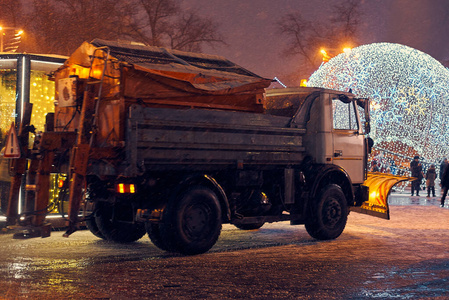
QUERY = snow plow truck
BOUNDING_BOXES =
[5,39,410,254]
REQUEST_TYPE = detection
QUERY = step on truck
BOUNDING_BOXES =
[5,39,408,254]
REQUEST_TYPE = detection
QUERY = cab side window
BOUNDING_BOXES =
[332,99,359,130]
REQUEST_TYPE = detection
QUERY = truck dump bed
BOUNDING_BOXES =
[54,39,274,149]
[125,105,306,175]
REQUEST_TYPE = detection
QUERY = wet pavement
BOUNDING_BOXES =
[0,191,449,299]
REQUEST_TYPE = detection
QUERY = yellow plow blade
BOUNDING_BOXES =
[352,172,414,220]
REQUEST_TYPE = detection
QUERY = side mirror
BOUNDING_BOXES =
[366,137,374,154]
[358,98,371,134]
[364,121,371,135]
[355,98,371,134]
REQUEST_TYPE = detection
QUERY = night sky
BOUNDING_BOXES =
[183,0,449,83]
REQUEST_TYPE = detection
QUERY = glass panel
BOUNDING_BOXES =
[29,70,62,215]
[0,69,17,143]
[29,70,56,132]
[0,68,17,215]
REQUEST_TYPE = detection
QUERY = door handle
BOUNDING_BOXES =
[334,150,343,157]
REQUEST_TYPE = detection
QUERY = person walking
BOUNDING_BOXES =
[410,156,423,196]
[441,164,449,207]
[426,164,436,197]
[440,158,448,185]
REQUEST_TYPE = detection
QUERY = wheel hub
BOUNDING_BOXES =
[323,198,342,227]
[183,203,210,239]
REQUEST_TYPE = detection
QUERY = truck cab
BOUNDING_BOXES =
[266,87,369,184]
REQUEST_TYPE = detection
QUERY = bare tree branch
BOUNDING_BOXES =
[134,0,179,46]
[167,12,226,52]
[278,0,363,75]
[19,0,225,55]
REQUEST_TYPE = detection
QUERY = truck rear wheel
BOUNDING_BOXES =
[95,202,146,243]
[305,184,348,240]
[145,222,171,251]
[84,200,106,239]
[160,186,222,255]
[85,217,105,239]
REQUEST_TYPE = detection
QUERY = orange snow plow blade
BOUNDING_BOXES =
[352,172,414,220]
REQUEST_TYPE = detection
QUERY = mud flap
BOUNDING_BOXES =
[351,172,414,220]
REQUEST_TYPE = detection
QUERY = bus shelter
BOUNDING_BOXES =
[0,54,66,221]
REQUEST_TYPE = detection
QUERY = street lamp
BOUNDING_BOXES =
[320,49,331,62]
[320,47,352,62]
[0,26,24,52]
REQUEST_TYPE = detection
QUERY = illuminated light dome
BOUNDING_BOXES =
[308,42,449,167]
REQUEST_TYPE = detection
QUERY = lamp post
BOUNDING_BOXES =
[320,47,352,62]
[0,26,24,53]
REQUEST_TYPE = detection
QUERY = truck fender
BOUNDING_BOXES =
[306,164,354,208]
[174,174,231,222]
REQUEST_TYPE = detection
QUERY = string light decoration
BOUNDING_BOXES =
[0,70,56,141]
[0,69,17,144]
[0,69,59,215]
[308,43,449,173]
[30,70,56,132]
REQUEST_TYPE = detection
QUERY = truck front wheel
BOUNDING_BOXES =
[305,184,348,240]
[160,186,222,255]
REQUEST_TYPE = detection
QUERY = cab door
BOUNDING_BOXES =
[331,97,365,184]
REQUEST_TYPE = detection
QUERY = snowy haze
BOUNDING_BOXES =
[183,0,449,83]
[18,0,449,83]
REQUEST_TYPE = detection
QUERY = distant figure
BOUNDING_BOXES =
[441,164,449,207]
[426,164,436,197]
[389,160,397,175]
[410,156,423,196]
[440,158,448,184]
[371,161,379,172]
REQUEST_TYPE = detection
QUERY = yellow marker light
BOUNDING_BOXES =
[117,183,136,194]
[118,183,125,194]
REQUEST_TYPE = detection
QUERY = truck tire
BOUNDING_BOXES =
[145,222,171,251]
[234,222,265,230]
[95,202,146,243]
[305,184,348,240]
[160,186,222,255]
[83,200,106,239]
[85,217,106,239]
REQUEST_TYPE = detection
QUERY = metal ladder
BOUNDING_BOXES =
[64,47,111,236]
